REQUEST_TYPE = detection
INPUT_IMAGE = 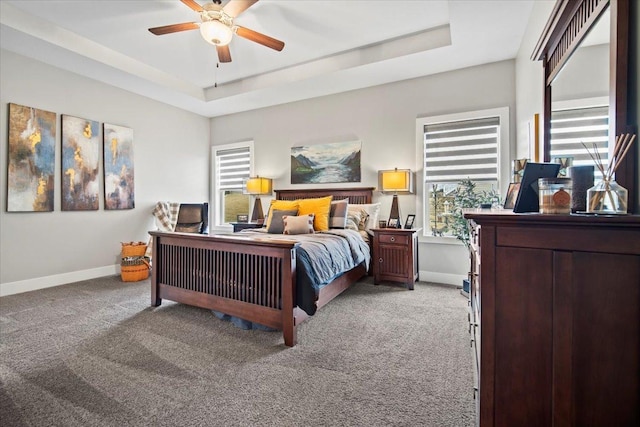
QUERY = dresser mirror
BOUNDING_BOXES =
[550,8,609,175]
[534,0,636,212]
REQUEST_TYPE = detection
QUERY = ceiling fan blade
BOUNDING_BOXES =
[149,22,199,35]
[235,26,284,51]
[223,0,258,18]
[217,45,232,63]
[181,0,204,12]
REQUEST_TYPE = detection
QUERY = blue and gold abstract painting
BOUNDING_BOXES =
[103,123,135,210]
[61,115,100,210]
[7,103,56,212]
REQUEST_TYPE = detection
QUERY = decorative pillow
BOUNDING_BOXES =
[265,200,299,229]
[283,214,315,235]
[266,209,298,234]
[329,199,348,229]
[345,208,368,231]
[348,203,380,231]
[297,196,333,231]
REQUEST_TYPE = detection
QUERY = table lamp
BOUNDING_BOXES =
[378,168,413,228]
[243,176,272,224]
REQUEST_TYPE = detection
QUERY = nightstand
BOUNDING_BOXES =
[370,228,420,290]
[231,222,263,232]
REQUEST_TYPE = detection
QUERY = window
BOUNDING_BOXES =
[417,108,508,239]
[211,142,253,226]
[550,104,608,177]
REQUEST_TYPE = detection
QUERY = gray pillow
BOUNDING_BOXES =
[266,209,298,234]
[329,199,348,228]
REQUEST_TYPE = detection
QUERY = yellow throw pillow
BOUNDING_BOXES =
[297,196,333,231]
[266,200,299,229]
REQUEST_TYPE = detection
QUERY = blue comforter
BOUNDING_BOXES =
[240,228,371,315]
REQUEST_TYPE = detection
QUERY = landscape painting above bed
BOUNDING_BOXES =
[291,141,361,184]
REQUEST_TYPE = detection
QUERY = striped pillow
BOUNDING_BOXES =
[329,199,348,229]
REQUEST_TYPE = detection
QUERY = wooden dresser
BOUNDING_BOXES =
[463,210,640,426]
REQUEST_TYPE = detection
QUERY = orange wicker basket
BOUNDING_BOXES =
[120,242,150,282]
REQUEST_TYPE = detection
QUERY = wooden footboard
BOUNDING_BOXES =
[150,231,300,345]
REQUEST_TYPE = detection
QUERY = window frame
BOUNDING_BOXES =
[210,141,254,230]
[415,107,510,243]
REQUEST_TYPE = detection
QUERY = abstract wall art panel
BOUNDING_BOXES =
[291,140,361,184]
[103,123,135,210]
[7,103,56,212]
[61,115,100,211]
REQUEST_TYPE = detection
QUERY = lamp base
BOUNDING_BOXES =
[388,194,402,228]
[251,197,264,224]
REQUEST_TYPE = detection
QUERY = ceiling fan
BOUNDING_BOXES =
[148,0,285,63]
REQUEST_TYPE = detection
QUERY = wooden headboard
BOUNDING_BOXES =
[275,187,374,204]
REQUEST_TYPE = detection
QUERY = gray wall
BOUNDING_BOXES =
[0,49,210,295]
[211,60,517,286]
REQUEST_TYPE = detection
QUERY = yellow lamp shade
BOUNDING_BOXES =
[244,177,273,195]
[379,169,413,193]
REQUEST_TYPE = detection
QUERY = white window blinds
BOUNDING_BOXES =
[216,147,251,190]
[550,105,609,167]
[424,117,499,183]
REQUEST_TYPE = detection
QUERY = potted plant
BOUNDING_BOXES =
[449,178,500,295]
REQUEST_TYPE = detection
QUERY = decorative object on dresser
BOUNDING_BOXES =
[371,227,419,290]
[567,165,594,212]
[243,176,272,224]
[512,162,560,213]
[150,187,374,347]
[378,168,414,228]
[503,182,520,210]
[582,133,636,214]
[464,210,640,426]
[511,158,528,183]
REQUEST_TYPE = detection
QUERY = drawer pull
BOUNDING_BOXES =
[390,236,395,242]
[379,258,383,263]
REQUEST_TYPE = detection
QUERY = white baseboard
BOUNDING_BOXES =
[0,264,119,297]
[419,270,466,287]
[1,266,464,297]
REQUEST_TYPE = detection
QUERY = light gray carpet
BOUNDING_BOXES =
[0,276,474,426]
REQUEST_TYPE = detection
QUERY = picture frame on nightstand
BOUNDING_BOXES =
[404,214,415,229]
[236,214,249,223]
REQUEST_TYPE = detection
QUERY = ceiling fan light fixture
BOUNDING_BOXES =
[200,20,233,46]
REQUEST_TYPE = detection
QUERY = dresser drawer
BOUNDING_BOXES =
[377,233,409,245]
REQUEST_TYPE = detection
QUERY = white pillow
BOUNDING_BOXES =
[283,214,315,235]
[348,203,380,230]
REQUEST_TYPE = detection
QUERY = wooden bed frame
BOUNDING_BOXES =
[150,187,374,347]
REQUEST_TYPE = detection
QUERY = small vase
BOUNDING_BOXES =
[586,179,628,214]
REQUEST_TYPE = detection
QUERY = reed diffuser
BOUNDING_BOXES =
[582,133,636,214]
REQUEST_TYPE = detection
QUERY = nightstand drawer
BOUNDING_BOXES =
[377,233,409,245]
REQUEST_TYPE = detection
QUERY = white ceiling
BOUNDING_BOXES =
[0,0,536,118]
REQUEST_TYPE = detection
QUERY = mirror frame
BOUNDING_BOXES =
[533,0,636,213]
